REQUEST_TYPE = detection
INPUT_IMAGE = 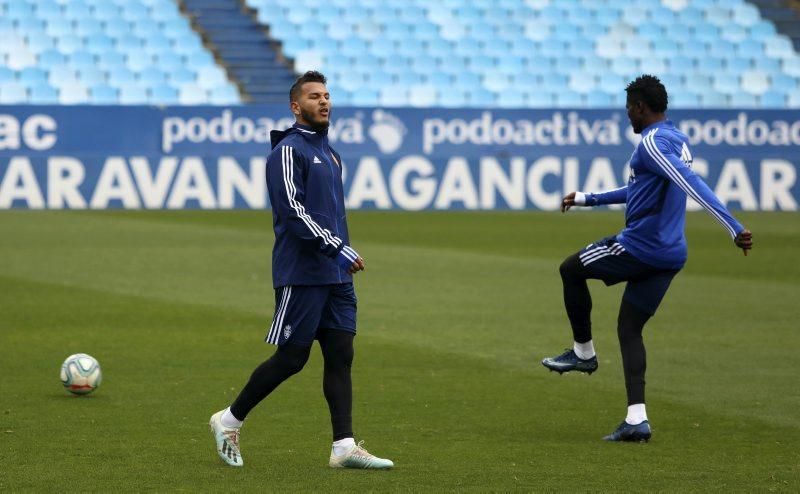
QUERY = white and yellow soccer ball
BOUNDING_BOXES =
[60,353,102,395]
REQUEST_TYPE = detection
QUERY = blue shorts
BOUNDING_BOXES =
[578,236,680,315]
[265,283,357,347]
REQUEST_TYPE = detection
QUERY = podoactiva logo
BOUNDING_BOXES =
[368,109,407,154]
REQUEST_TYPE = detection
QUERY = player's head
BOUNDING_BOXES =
[625,74,668,134]
[289,70,330,130]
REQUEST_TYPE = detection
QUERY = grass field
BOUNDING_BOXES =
[0,210,798,492]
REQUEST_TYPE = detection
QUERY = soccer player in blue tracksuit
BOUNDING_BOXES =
[542,75,753,442]
[209,71,393,469]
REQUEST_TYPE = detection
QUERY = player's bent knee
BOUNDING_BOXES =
[276,344,311,375]
[559,254,583,280]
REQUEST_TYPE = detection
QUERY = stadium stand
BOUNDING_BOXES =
[0,0,241,104]
[246,0,800,108]
[182,0,295,103]
[0,0,798,107]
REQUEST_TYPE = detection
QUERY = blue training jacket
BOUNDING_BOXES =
[266,123,359,288]
[583,119,745,270]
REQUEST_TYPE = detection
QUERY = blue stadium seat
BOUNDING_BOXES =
[771,74,798,93]
[468,88,495,107]
[700,91,728,107]
[438,88,469,108]
[139,67,167,87]
[58,81,90,104]
[748,21,776,41]
[752,57,781,74]
[453,38,482,57]
[149,84,179,104]
[0,82,28,103]
[364,71,392,88]
[726,56,752,73]
[394,72,424,87]
[18,67,48,85]
[759,90,786,108]
[452,71,482,91]
[107,67,137,85]
[89,84,118,104]
[78,66,107,86]
[378,85,409,106]
[669,56,694,73]
[585,90,613,108]
[670,91,700,108]
[29,83,59,103]
[350,88,379,106]
[408,84,438,107]
[741,70,771,95]
[712,74,740,94]
[729,91,758,107]
[737,39,764,59]
[783,58,800,77]
[658,74,684,92]
[178,83,208,104]
[208,85,240,105]
[555,90,582,107]
[495,91,526,108]
[118,84,148,104]
[526,91,556,107]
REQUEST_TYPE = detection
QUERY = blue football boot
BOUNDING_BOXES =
[603,420,652,442]
[541,349,598,374]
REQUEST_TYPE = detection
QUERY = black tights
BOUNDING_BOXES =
[560,254,652,405]
[229,330,355,440]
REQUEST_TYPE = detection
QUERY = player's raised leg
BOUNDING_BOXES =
[542,249,602,374]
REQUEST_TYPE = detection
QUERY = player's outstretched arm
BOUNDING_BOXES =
[562,187,628,213]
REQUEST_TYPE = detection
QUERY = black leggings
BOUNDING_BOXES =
[229,329,355,440]
[560,253,653,405]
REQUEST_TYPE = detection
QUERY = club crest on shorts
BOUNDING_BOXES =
[283,324,293,339]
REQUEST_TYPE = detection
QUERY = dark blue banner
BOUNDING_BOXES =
[0,106,797,210]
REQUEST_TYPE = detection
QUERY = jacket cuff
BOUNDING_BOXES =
[336,245,359,270]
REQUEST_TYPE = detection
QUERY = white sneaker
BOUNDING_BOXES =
[209,410,243,467]
[329,441,394,469]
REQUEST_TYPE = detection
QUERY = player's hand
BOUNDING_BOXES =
[348,257,365,274]
[561,192,577,213]
[734,229,752,256]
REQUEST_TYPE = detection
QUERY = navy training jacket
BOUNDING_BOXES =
[266,123,359,288]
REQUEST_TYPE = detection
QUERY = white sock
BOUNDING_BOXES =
[221,407,243,428]
[625,403,648,425]
[332,437,355,456]
[573,340,595,360]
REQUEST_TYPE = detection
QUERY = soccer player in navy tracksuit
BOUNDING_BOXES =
[542,75,753,442]
[209,71,393,469]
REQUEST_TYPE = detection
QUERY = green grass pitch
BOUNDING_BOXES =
[0,210,798,491]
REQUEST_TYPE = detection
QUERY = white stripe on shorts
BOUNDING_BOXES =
[580,242,626,266]
[267,286,292,344]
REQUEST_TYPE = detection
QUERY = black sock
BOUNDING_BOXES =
[560,253,593,343]
[617,299,652,405]
[318,329,354,442]
[229,343,311,421]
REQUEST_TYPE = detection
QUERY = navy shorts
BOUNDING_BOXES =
[577,236,680,315]
[265,283,357,347]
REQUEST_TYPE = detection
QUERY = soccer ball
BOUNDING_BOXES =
[60,353,102,395]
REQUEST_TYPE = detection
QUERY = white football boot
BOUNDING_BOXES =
[209,410,243,467]
[329,441,394,469]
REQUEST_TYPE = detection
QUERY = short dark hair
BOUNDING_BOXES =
[625,74,668,113]
[289,70,327,102]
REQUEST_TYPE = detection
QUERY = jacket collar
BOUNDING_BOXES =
[641,118,672,135]
[270,122,329,149]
